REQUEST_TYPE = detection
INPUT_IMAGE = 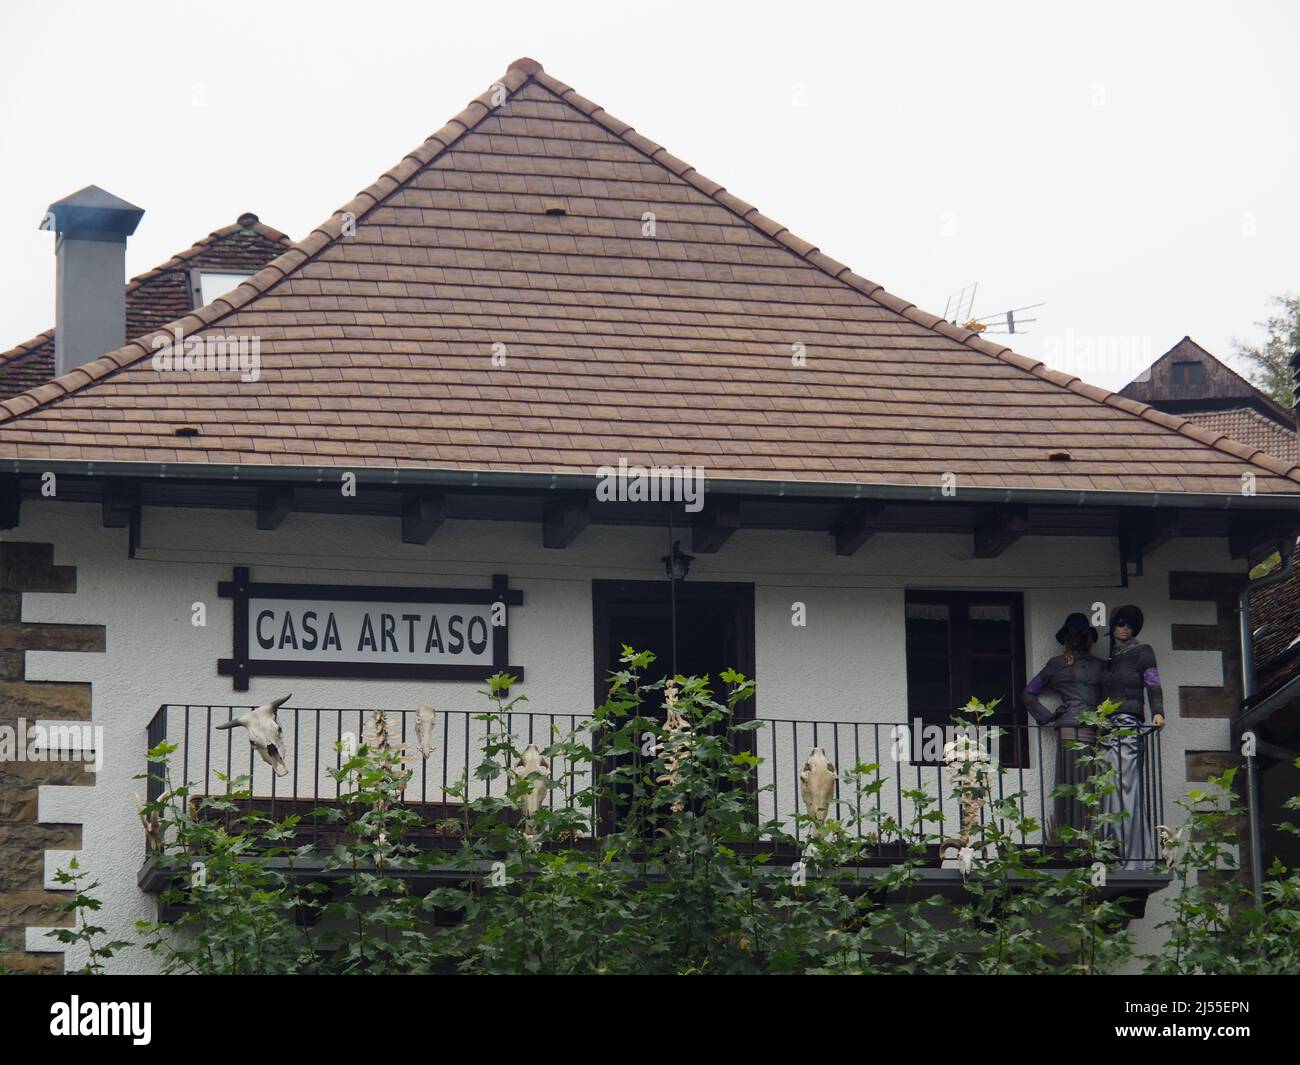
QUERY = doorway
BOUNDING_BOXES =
[591,579,756,715]
[591,579,756,833]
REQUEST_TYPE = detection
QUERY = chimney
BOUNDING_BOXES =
[42,186,144,377]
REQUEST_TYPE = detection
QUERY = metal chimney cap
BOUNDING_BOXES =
[42,185,144,243]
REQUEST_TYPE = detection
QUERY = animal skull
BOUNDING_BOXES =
[414,704,438,759]
[1157,824,1186,867]
[515,743,550,829]
[799,746,838,824]
[214,693,291,777]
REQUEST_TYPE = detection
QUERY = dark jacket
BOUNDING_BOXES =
[1102,639,1164,720]
[1023,653,1105,727]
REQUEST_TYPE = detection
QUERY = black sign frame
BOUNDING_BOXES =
[217,567,523,690]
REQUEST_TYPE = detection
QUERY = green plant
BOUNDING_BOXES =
[133,742,313,974]
[1145,760,1300,975]
[310,709,435,974]
[45,856,133,974]
[953,699,1134,975]
[423,675,623,974]
[65,665,1298,976]
[1145,767,1246,974]
[1247,763,1300,971]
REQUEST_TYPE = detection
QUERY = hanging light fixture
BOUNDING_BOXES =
[661,540,694,582]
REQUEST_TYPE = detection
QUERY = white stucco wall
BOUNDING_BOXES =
[5,500,1238,972]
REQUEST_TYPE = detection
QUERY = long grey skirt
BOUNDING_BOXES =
[1100,715,1154,869]
[1050,725,1097,841]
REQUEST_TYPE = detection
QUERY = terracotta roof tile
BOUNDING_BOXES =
[1189,408,1298,463]
[0,60,1297,496]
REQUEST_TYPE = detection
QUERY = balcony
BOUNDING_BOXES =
[140,703,1171,912]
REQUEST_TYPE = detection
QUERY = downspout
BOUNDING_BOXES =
[1238,533,1298,907]
[668,507,678,678]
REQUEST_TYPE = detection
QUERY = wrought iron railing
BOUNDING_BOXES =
[143,704,1164,864]
[756,717,1164,863]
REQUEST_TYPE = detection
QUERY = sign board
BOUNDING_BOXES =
[218,568,522,690]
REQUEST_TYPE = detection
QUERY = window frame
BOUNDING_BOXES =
[188,269,254,309]
[1171,360,1204,387]
[904,589,1030,767]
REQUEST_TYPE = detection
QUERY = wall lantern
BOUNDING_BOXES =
[661,540,694,582]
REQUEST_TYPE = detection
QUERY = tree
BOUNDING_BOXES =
[1233,294,1300,407]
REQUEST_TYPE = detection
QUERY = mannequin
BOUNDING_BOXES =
[1023,612,1104,840]
[1101,604,1164,869]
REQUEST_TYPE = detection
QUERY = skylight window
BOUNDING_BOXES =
[193,271,252,307]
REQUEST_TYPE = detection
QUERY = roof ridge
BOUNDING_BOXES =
[2,58,1297,486]
[123,214,294,294]
[0,213,294,371]
[0,65,537,421]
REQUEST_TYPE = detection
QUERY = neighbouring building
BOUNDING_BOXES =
[1124,337,1300,872]
[2,58,1299,973]
[1120,335,1298,464]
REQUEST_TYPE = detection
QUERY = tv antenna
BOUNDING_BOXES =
[966,301,1046,335]
[944,282,1045,335]
[943,282,978,327]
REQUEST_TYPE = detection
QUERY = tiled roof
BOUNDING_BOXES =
[0,215,291,400]
[1,59,1298,495]
[1187,409,1297,464]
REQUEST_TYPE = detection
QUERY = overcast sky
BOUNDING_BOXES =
[2,0,1296,390]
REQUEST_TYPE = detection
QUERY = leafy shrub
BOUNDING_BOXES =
[39,661,1300,975]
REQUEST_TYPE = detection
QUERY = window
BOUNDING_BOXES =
[904,590,1028,764]
[1171,360,1204,387]
[191,271,252,308]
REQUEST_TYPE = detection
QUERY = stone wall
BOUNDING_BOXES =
[0,541,102,974]
[1171,569,1250,878]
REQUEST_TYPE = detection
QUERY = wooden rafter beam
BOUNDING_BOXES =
[542,493,590,549]
[973,504,1029,559]
[102,479,138,528]
[102,479,141,558]
[1120,510,1181,577]
[691,499,741,554]
[256,485,294,531]
[0,475,19,530]
[830,502,881,556]
[401,491,445,545]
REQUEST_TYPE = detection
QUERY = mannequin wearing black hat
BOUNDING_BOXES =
[1023,612,1104,838]
[1102,606,1165,725]
[1100,604,1163,869]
